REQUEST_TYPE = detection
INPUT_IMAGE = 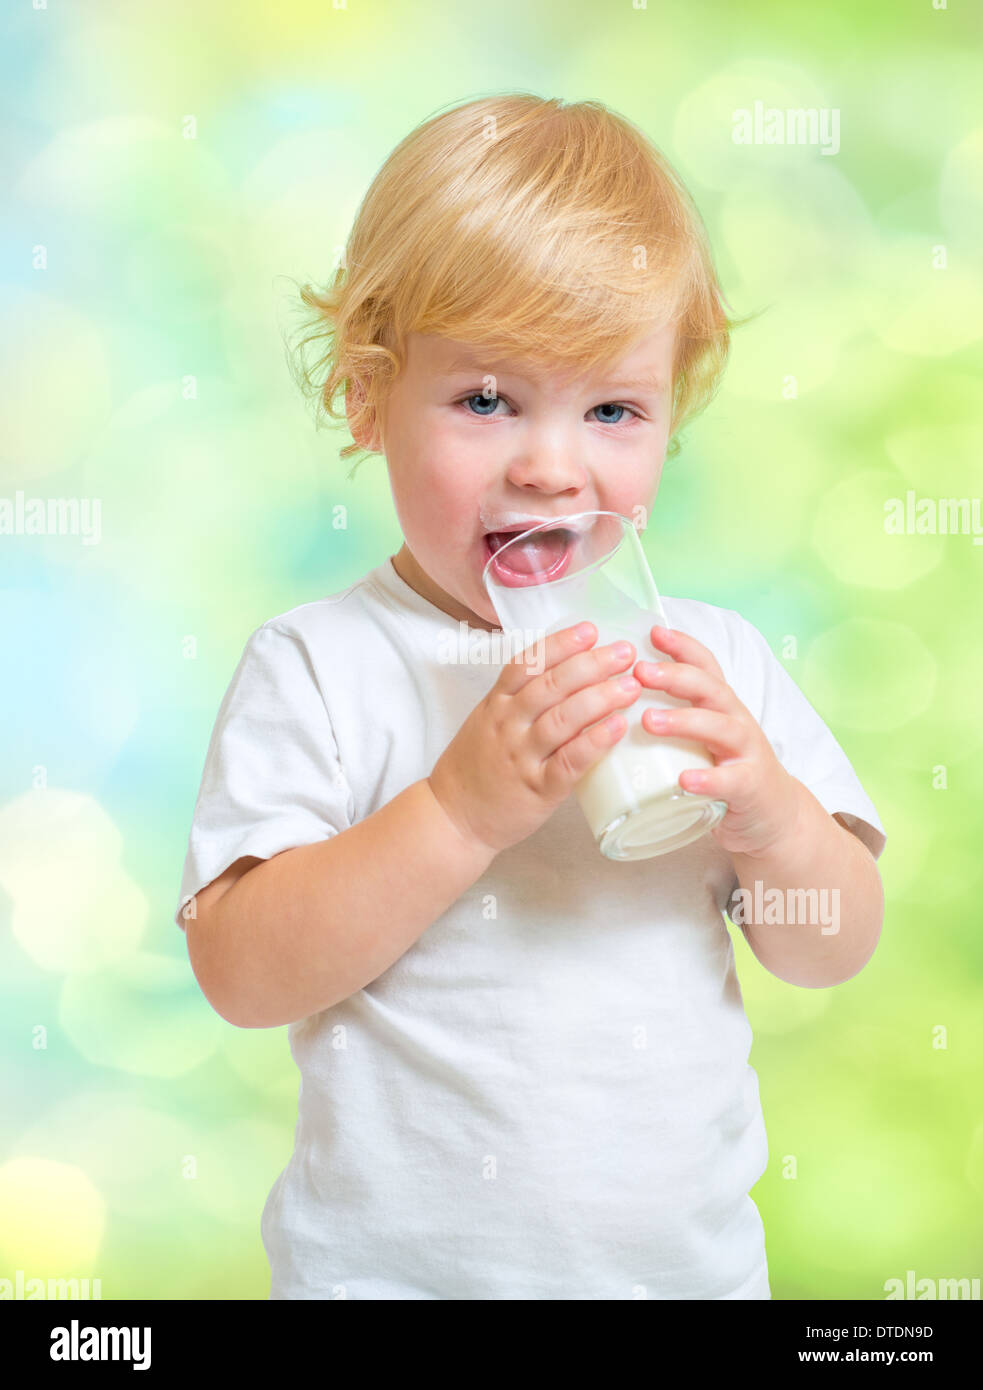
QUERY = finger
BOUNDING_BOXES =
[497,620,599,696]
[677,760,754,804]
[512,635,638,720]
[645,625,725,682]
[529,671,641,759]
[640,705,749,759]
[541,709,630,797]
[633,658,744,715]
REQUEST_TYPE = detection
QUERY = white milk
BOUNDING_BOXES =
[535,588,723,859]
[492,550,724,860]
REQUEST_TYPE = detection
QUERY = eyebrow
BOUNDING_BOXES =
[602,375,666,394]
[443,361,665,394]
[444,356,514,376]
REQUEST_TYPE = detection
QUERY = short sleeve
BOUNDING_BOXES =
[720,612,886,863]
[174,623,355,928]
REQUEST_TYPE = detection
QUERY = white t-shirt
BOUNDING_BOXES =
[174,556,886,1301]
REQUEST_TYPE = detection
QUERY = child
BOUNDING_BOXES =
[175,94,886,1300]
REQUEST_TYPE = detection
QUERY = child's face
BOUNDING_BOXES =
[373,323,676,632]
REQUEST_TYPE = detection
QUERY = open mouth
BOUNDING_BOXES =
[482,524,580,586]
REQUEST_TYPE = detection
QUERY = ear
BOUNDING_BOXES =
[345,378,383,453]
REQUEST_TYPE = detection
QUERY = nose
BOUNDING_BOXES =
[503,428,589,495]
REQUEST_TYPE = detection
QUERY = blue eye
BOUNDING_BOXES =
[461,393,503,416]
[591,403,635,425]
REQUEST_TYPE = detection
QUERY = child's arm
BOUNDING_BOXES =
[728,789,883,989]
[186,778,496,1027]
[185,621,641,1028]
[631,624,884,989]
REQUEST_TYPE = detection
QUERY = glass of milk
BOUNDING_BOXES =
[482,510,727,860]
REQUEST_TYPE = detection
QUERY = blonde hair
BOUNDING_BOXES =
[285,93,756,473]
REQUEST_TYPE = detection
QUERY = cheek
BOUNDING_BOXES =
[388,418,488,537]
[422,417,493,501]
[603,458,665,518]
[426,470,485,538]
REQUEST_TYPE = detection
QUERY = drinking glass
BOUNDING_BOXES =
[482,510,727,860]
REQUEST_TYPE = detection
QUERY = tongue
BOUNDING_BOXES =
[489,530,568,575]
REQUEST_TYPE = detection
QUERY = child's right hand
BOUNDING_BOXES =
[427,621,641,856]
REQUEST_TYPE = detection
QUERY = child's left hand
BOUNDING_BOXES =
[632,625,803,859]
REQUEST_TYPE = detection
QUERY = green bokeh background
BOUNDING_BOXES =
[2,1,981,1300]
